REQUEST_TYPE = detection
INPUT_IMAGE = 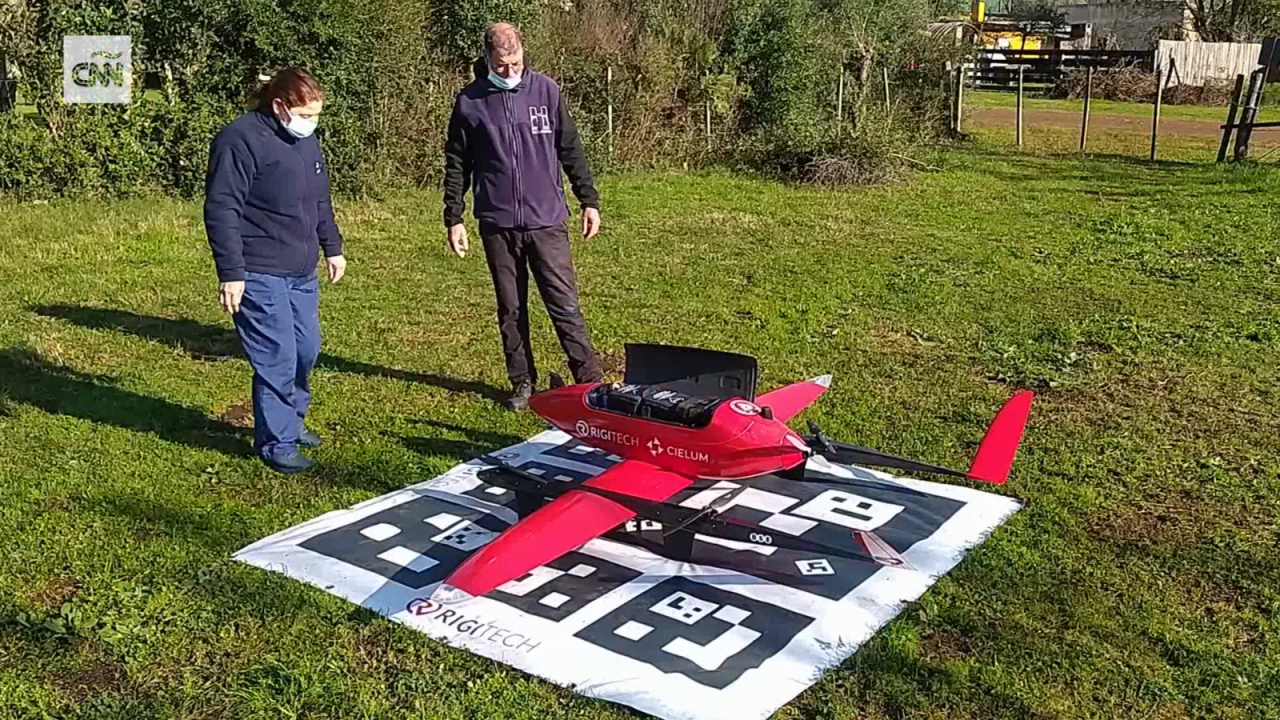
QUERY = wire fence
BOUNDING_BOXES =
[950,59,1279,164]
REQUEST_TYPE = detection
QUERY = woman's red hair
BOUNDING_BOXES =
[256,67,324,112]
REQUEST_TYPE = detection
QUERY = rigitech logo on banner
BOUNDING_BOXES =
[63,36,131,104]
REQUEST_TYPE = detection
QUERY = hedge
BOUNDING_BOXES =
[0,0,964,199]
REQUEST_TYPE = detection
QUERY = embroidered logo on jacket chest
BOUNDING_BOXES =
[529,106,552,135]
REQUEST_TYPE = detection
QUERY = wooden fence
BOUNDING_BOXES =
[973,49,1154,91]
[1157,40,1263,87]
[1218,68,1278,161]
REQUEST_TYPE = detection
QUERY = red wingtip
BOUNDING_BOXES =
[966,391,1034,484]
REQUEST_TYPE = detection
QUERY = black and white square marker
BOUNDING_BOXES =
[428,513,498,551]
[541,440,624,470]
[516,460,596,484]
[300,496,511,590]
[576,577,815,689]
[795,558,835,576]
[666,473,966,600]
[491,550,643,622]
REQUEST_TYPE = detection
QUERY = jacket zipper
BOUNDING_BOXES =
[503,90,523,228]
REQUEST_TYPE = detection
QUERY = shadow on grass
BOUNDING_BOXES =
[31,304,507,403]
[0,347,251,457]
[85,492,242,549]
[396,419,526,462]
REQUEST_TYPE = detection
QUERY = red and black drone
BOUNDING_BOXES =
[433,344,1033,603]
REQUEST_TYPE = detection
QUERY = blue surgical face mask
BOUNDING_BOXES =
[283,111,318,138]
[488,70,522,90]
[275,101,318,138]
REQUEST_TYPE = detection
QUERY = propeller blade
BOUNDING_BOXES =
[660,484,748,538]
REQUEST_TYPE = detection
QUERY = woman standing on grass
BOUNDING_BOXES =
[203,67,347,474]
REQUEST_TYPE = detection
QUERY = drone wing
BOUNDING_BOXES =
[434,459,694,601]
[755,374,832,423]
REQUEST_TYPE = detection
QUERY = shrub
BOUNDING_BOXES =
[0,0,959,198]
[1052,65,1241,106]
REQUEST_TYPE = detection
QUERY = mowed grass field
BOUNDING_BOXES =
[968,89,1238,122]
[966,88,1280,164]
[1,143,1278,720]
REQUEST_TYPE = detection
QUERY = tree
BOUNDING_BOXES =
[1167,0,1280,42]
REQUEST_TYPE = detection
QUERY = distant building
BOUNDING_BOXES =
[1056,0,1197,49]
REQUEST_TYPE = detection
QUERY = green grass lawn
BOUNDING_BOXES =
[964,98,1280,165]
[2,146,1278,719]
[967,122,1237,164]
[969,89,1237,122]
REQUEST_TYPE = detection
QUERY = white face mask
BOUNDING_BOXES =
[488,70,522,90]
[277,104,318,138]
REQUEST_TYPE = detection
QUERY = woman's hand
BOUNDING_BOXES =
[327,255,347,283]
[219,281,245,314]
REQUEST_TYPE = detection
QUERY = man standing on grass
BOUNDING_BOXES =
[442,21,604,411]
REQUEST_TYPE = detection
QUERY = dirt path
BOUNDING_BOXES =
[970,106,1224,137]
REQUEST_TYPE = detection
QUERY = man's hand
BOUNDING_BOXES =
[581,207,601,240]
[326,254,347,283]
[447,224,469,258]
[219,281,245,314]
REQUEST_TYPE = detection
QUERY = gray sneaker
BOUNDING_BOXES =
[263,449,315,474]
[299,427,322,449]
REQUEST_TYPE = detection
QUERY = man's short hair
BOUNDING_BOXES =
[484,22,524,58]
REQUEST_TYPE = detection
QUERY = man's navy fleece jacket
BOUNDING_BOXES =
[203,110,343,283]
[443,63,599,231]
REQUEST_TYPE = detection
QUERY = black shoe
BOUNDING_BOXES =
[263,450,315,474]
[299,427,322,449]
[504,379,535,411]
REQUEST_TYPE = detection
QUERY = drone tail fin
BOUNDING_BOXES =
[966,391,1034,484]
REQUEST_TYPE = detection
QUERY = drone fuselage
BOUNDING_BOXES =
[529,383,812,480]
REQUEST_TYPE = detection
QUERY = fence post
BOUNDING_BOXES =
[607,65,614,159]
[954,66,965,133]
[883,67,890,113]
[1217,74,1246,162]
[837,62,845,124]
[1150,59,1174,161]
[705,101,712,151]
[1016,66,1024,148]
[1235,69,1265,161]
[1080,66,1092,152]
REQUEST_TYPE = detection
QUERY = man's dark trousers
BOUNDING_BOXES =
[481,224,602,386]
[232,271,321,463]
